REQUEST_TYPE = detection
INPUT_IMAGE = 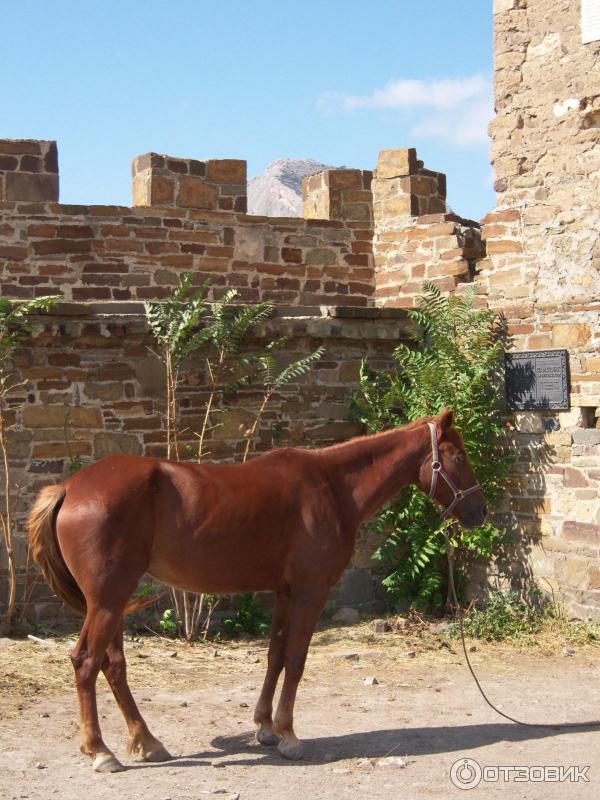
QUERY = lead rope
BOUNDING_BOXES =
[444,530,600,730]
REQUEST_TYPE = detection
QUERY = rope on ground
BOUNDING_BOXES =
[444,532,600,730]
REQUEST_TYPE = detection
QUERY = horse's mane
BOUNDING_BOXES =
[318,415,435,454]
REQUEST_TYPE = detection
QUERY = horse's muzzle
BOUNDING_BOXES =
[458,504,488,530]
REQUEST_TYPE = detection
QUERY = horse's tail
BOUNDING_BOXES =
[28,484,86,615]
[29,484,165,618]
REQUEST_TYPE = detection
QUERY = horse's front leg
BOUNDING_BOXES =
[273,584,329,760]
[254,589,291,745]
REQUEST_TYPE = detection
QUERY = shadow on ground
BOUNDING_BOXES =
[125,722,598,770]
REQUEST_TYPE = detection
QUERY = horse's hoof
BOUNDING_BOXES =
[142,745,173,763]
[93,753,125,773]
[256,727,281,746]
[277,738,304,760]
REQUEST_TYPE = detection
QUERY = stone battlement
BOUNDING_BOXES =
[0,139,484,310]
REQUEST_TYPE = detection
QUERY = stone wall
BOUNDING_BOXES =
[473,0,600,617]
[0,295,411,618]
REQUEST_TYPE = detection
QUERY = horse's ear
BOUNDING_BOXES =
[436,407,454,437]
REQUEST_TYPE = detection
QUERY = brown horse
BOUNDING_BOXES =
[28,408,486,772]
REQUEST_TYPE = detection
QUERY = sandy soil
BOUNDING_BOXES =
[1,623,600,799]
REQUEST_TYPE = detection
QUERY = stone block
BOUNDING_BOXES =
[5,429,32,459]
[177,178,218,209]
[588,567,600,590]
[338,360,362,382]
[551,324,591,349]
[558,408,585,428]
[134,358,166,398]
[206,159,247,185]
[572,429,600,446]
[94,432,142,458]
[5,172,59,202]
[563,521,600,544]
[328,169,362,190]
[0,139,44,156]
[149,177,175,205]
[563,467,589,488]
[305,248,337,265]
[379,195,412,217]
[23,405,103,429]
[376,148,417,179]
[585,357,600,375]
[515,411,545,433]
[32,441,91,459]
[493,0,518,12]
[212,408,255,439]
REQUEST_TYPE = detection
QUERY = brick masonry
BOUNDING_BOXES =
[371,148,485,308]
[0,299,411,619]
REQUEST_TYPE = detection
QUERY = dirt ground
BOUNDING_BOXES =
[1,621,600,799]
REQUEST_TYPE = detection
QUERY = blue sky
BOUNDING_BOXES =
[2,1,494,220]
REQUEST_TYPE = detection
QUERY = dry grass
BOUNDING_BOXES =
[2,613,599,723]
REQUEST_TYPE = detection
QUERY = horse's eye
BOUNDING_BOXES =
[454,454,465,465]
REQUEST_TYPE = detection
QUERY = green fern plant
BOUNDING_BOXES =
[349,283,512,611]
[242,342,325,462]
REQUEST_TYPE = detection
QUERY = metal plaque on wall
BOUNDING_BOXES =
[505,349,570,411]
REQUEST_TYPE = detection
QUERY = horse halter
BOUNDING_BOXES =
[427,422,481,519]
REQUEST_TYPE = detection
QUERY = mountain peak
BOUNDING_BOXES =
[248,158,333,217]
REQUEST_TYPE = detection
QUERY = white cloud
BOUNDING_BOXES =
[318,74,493,148]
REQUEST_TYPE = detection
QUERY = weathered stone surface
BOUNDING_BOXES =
[571,429,600,447]
[376,148,417,179]
[206,159,246,185]
[551,324,591,348]
[177,179,217,209]
[515,412,545,434]
[22,405,102,429]
[5,172,58,202]
[94,432,143,458]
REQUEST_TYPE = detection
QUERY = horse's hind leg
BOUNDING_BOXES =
[70,605,128,772]
[101,621,172,762]
[254,589,291,745]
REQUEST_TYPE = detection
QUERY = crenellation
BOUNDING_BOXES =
[0,139,59,203]
[131,152,247,212]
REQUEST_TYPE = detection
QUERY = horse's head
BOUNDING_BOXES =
[418,408,487,530]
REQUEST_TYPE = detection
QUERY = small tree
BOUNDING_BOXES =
[144,277,323,641]
[144,274,211,459]
[0,296,58,634]
[190,289,274,463]
[350,283,512,611]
